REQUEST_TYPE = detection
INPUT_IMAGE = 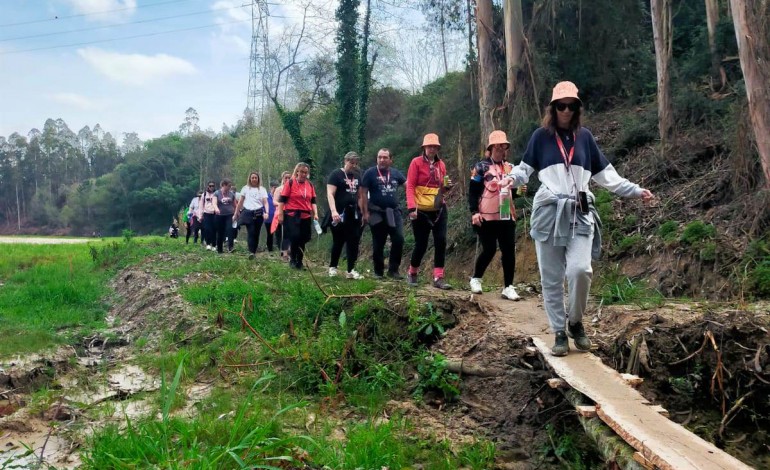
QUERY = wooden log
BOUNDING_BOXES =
[563,390,646,470]
[576,405,598,418]
[621,373,644,387]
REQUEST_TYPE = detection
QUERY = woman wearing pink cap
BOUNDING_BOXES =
[506,81,654,357]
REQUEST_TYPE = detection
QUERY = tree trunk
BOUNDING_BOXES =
[504,0,525,100]
[705,0,725,90]
[477,0,496,145]
[440,2,449,75]
[729,0,770,188]
[466,0,474,63]
[650,0,674,146]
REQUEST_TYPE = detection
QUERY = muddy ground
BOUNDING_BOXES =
[2,260,769,468]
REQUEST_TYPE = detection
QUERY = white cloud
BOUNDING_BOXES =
[77,47,197,86]
[51,92,104,110]
[64,0,137,22]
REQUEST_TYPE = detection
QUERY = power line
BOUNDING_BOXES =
[0,5,248,43]
[0,18,251,55]
[0,0,192,28]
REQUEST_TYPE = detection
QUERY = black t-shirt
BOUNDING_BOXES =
[361,166,407,209]
[327,168,361,214]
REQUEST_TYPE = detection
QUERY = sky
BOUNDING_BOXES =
[0,0,464,143]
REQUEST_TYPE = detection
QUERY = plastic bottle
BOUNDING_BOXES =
[313,219,322,235]
[331,212,344,227]
[517,185,526,196]
[499,187,511,220]
[443,175,450,187]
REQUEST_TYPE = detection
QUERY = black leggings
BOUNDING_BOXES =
[329,217,362,272]
[202,213,217,246]
[409,207,447,270]
[285,215,311,268]
[214,214,234,253]
[473,219,516,286]
[244,216,264,254]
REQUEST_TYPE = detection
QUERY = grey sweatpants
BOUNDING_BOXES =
[535,230,594,332]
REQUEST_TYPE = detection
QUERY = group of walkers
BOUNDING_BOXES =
[182,81,654,357]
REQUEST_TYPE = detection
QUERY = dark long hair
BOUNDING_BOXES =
[541,103,582,134]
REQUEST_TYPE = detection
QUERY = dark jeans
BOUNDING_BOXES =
[473,219,516,286]
[214,214,234,253]
[329,217,362,272]
[202,213,217,247]
[264,221,274,251]
[410,207,447,269]
[371,215,404,276]
[285,214,311,268]
[243,216,264,254]
[190,217,202,244]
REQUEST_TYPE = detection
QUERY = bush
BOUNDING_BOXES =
[657,220,679,241]
[680,221,716,245]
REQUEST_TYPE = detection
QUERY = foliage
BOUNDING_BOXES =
[544,423,604,470]
[335,0,360,153]
[680,221,716,245]
[657,220,679,242]
[414,351,460,401]
[595,265,664,308]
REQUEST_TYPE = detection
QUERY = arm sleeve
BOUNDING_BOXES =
[405,158,418,210]
[587,131,642,198]
[468,162,485,214]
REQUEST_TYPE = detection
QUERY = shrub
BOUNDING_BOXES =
[618,234,643,252]
[700,242,717,262]
[680,221,716,245]
[657,220,679,242]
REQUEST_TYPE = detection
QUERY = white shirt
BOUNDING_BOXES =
[239,185,268,210]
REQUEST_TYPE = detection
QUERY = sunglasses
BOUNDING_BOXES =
[555,102,581,112]
[207,185,215,188]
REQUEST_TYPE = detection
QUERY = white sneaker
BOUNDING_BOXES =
[501,285,521,301]
[346,270,364,280]
[469,277,483,294]
[206,245,213,251]
[328,267,338,277]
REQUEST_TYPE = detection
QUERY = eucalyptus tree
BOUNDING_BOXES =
[651,0,674,147]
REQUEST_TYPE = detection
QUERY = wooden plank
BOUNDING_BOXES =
[575,405,597,418]
[633,451,656,470]
[620,373,644,387]
[647,404,669,418]
[531,336,752,470]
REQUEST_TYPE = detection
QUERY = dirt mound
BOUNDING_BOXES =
[108,259,202,347]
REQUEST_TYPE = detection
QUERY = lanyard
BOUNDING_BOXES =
[424,155,441,183]
[555,132,576,172]
[377,167,390,186]
[341,168,356,192]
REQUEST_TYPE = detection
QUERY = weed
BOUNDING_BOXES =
[408,302,446,341]
[700,242,717,262]
[618,234,643,252]
[680,221,716,245]
[596,266,664,308]
[122,229,136,243]
[414,351,460,401]
[657,220,679,242]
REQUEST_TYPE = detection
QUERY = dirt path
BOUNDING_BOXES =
[0,236,96,244]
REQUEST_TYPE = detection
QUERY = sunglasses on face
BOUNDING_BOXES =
[555,102,581,112]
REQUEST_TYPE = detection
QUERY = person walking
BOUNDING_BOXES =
[406,133,453,289]
[213,179,237,253]
[361,148,407,280]
[468,131,523,300]
[276,163,319,270]
[326,152,366,279]
[234,172,269,259]
[506,81,654,356]
[264,181,278,252]
[199,182,219,251]
[188,191,203,245]
[274,172,292,260]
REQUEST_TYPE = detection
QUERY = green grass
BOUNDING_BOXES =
[0,243,111,357]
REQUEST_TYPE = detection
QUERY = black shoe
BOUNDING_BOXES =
[551,331,569,357]
[373,272,384,279]
[567,322,592,351]
[387,271,404,280]
[432,277,452,290]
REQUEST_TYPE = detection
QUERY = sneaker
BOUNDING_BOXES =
[387,271,404,280]
[328,267,338,277]
[567,322,592,351]
[206,245,213,251]
[373,272,384,279]
[407,273,419,287]
[501,285,521,301]
[469,277,483,294]
[346,270,364,280]
[551,331,569,357]
[433,277,452,290]
[248,254,256,260]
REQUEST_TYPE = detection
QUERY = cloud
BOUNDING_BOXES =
[64,0,137,22]
[51,93,105,110]
[77,47,197,86]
